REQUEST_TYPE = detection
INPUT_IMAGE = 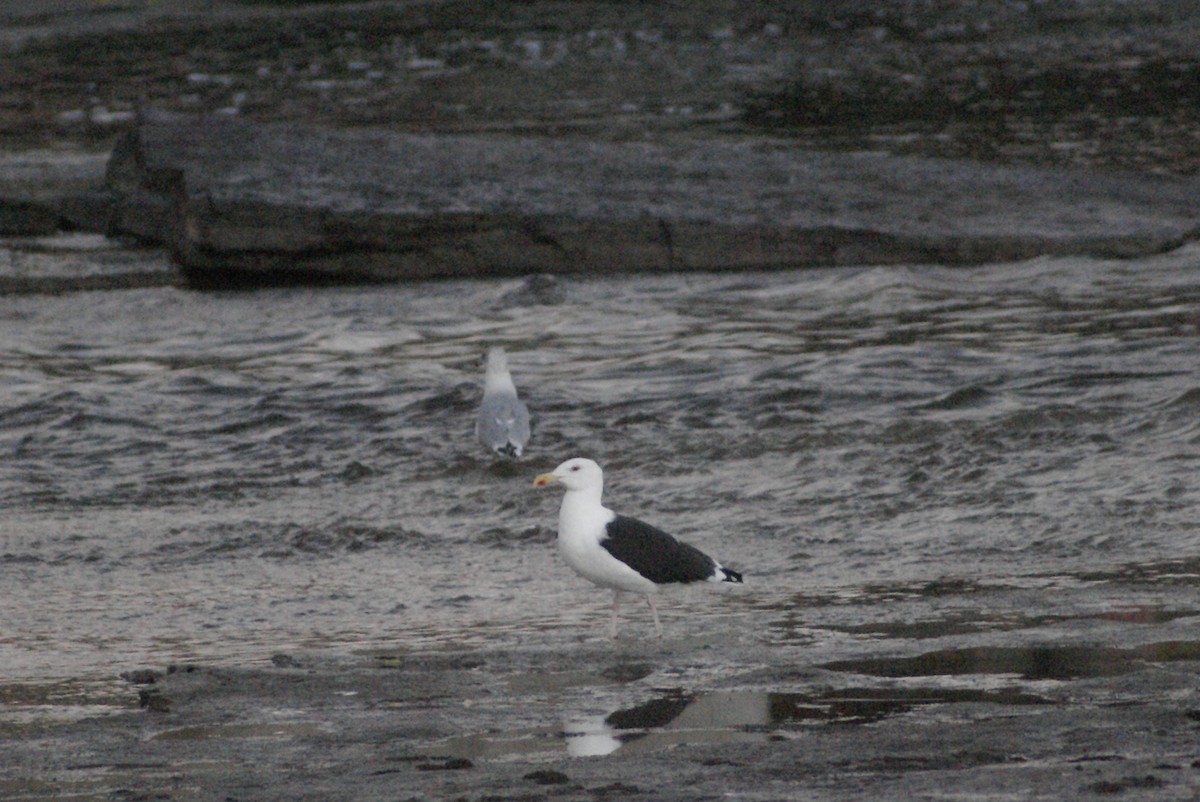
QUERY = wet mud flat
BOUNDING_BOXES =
[4,576,1198,801]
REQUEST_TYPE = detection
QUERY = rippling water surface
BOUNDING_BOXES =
[2,245,1198,683]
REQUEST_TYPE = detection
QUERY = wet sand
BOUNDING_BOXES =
[4,575,1199,800]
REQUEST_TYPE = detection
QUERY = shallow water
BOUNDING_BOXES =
[440,684,1059,760]
[1,242,1199,688]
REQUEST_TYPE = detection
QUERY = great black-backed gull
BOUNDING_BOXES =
[476,347,531,459]
[533,457,743,639]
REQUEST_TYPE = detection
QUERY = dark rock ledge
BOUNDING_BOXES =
[103,113,1200,288]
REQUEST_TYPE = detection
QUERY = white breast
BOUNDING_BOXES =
[557,501,657,594]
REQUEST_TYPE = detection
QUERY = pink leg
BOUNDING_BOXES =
[609,591,621,640]
[646,595,662,640]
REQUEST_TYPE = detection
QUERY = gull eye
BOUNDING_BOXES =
[570,465,580,471]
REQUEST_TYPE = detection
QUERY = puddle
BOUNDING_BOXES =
[151,722,327,741]
[437,640,1200,762]
[505,663,656,694]
[815,605,1198,641]
[439,685,1052,760]
[0,678,135,734]
[767,586,1198,644]
[1073,556,1200,585]
[822,641,1200,681]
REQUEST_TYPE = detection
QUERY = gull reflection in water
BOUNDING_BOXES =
[562,714,621,757]
[441,684,1053,761]
[563,691,771,757]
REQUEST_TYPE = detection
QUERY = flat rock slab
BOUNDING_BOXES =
[0,149,112,235]
[107,114,1200,286]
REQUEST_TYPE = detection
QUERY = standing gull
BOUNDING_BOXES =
[533,458,743,639]
[476,347,531,459]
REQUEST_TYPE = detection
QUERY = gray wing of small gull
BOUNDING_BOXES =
[476,392,530,457]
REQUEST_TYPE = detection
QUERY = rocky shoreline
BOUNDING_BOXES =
[4,0,1200,175]
[2,3,1200,800]
[95,112,1200,287]
[3,0,1200,290]
[3,110,1198,290]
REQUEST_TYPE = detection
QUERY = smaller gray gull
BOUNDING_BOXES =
[534,457,743,639]
[476,347,531,459]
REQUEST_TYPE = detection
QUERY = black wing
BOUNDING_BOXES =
[600,515,717,585]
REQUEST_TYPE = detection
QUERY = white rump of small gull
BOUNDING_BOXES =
[476,347,531,459]
[533,457,743,639]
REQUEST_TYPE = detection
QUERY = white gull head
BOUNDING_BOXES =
[483,347,517,395]
[534,457,604,493]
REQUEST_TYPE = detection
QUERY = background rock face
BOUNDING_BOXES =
[105,113,1200,287]
[2,0,1199,174]
[2,0,1200,288]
